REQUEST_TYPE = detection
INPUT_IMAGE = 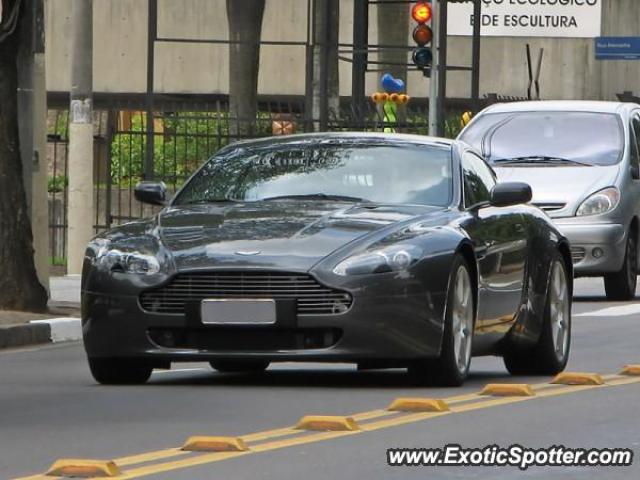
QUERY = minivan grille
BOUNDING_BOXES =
[533,202,566,212]
[571,247,586,264]
[140,271,353,316]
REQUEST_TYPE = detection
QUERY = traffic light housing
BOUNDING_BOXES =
[411,2,433,75]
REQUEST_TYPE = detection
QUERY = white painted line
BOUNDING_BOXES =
[30,318,82,342]
[575,304,640,317]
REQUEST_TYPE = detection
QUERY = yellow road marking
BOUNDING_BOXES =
[114,375,625,468]
[116,448,188,467]
[107,376,640,480]
[13,373,639,480]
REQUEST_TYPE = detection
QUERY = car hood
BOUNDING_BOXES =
[493,164,621,217]
[157,201,443,271]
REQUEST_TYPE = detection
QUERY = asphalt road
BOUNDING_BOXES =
[1,277,639,479]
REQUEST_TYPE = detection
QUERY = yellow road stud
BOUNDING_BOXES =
[551,372,604,386]
[46,459,120,478]
[620,364,640,376]
[295,415,360,431]
[387,398,450,412]
[181,436,248,452]
[480,383,535,397]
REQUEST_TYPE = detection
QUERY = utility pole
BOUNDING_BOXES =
[67,0,93,275]
[17,0,49,291]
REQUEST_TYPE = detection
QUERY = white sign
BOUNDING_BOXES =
[448,0,602,38]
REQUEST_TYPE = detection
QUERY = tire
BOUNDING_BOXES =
[408,254,474,387]
[209,360,270,374]
[88,358,153,385]
[504,252,571,376]
[604,232,637,301]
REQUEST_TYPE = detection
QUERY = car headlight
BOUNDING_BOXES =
[92,240,161,275]
[576,187,620,217]
[333,244,421,276]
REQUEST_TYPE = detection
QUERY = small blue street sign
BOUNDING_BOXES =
[595,37,640,60]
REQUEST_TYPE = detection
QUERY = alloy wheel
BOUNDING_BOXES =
[549,260,570,362]
[452,265,474,374]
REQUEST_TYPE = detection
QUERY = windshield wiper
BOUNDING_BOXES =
[260,193,369,203]
[493,156,592,167]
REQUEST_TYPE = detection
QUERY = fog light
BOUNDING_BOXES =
[592,248,604,259]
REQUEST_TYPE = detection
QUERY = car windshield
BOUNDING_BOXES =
[174,140,453,207]
[460,111,624,166]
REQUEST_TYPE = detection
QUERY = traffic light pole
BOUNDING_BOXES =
[436,0,448,136]
[428,0,439,136]
[352,0,369,126]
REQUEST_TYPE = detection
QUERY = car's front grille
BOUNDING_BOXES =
[571,247,586,264]
[533,202,566,212]
[140,271,353,316]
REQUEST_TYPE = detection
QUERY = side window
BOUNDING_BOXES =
[462,151,496,208]
[631,116,640,169]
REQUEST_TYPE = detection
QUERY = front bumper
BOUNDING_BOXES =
[82,289,446,364]
[553,222,626,275]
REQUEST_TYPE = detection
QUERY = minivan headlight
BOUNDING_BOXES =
[333,245,421,276]
[576,187,620,217]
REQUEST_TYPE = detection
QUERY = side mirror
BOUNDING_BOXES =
[490,182,532,207]
[631,164,640,180]
[134,181,167,206]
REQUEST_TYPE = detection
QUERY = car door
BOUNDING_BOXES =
[629,113,640,214]
[461,150,528,331]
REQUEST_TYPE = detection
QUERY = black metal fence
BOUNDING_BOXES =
[47,97,477,267]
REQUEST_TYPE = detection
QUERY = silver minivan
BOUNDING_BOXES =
[459,101,640,300]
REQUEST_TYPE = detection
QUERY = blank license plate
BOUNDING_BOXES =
[200,299,277,325]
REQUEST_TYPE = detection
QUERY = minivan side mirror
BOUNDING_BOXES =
[490,182,532,207]
[134,181,167,206]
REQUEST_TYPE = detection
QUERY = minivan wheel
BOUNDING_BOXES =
[604,232,637,301]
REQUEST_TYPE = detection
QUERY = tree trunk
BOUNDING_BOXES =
[376,2,409,125]
[226,0,265,138]
[312,0,340,129]
[0,0,48,311]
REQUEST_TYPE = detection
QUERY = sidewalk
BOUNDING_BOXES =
[0,276,82,349]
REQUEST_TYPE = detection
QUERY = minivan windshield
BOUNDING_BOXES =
[460,111,624,166]
[174,140,453,207]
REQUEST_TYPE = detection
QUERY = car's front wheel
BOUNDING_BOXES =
[504,253,571,375]
[604,232,637,301]
[409,254,474,387]
[209,360,270,374]
[88,358,153,385]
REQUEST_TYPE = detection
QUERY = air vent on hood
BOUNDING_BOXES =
[140,271,353,317]
[161,226,205,242]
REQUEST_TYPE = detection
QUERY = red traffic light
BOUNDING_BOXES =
[411,2,432,24]
[413,24,433,46]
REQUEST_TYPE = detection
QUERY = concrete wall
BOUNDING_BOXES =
[45,0,640,100]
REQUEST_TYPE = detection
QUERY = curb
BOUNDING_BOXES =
[0,318,81,350]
